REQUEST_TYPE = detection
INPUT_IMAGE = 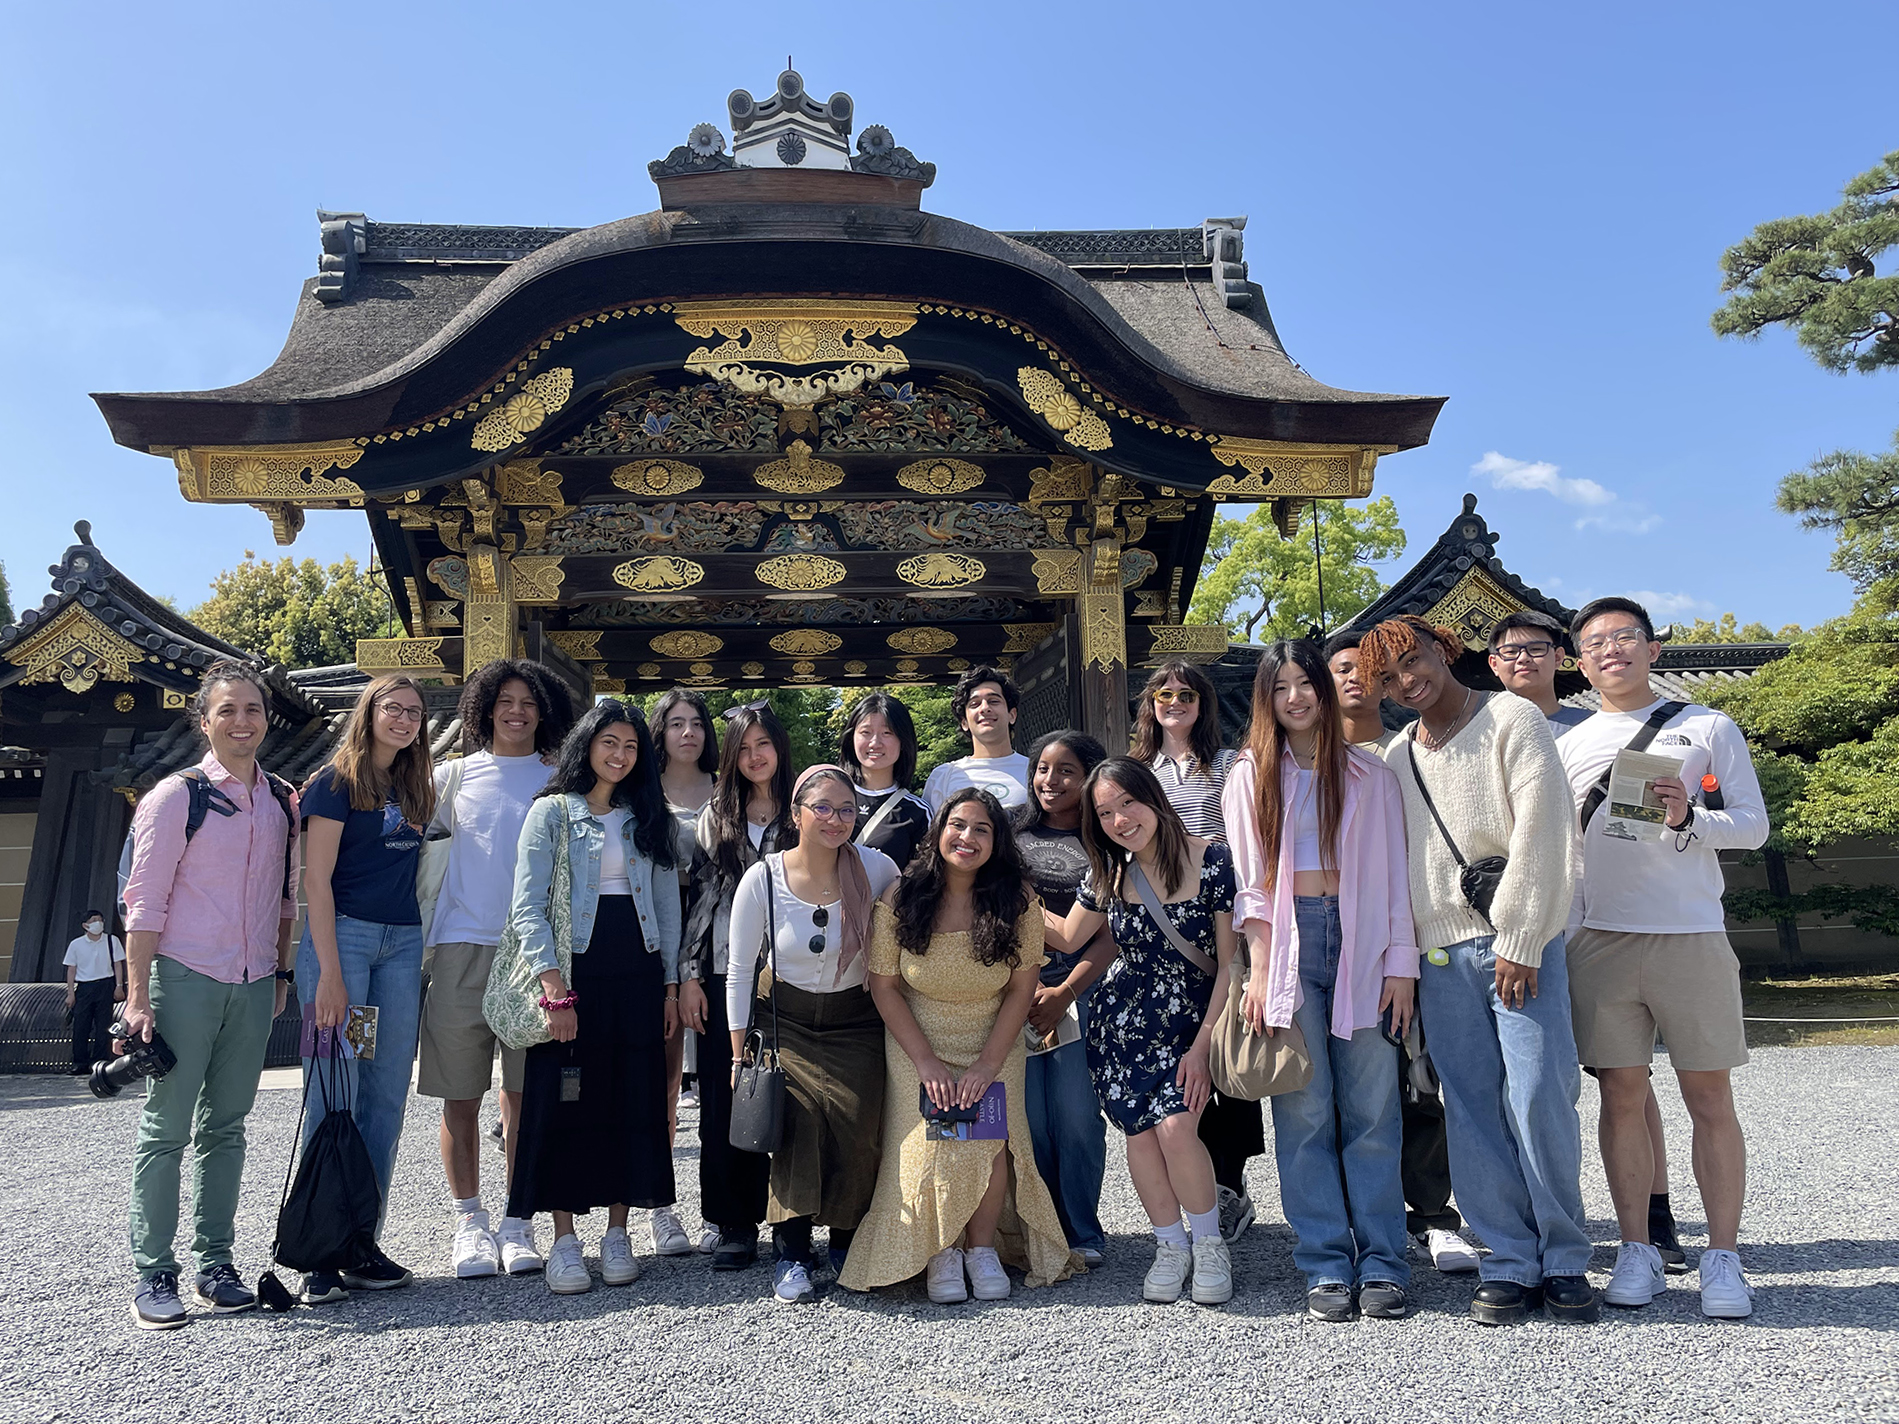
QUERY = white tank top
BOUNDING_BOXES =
[598,808,632,894]
[1290,769,1323,872]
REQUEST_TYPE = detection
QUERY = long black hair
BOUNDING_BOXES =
[1079,756,1193,900]
[707,704,794,884]
[1016,729,1108,834]
[457,658,575,756]
[539,701,676,869]
[838,692,919,790]
[893,788,1030,968]
[650,687,719,775]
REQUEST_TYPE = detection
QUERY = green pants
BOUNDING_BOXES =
[128,957,276,1278]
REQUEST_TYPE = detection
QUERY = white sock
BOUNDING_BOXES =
[500,1214,528,1232]
[453,1195,483,1219]
[1186,1208,1221,1243]
[1154,1221,1189,1249]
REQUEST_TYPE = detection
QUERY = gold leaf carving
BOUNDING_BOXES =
[1080,584,1126,671]
[547,630,602,660]
[1207,439,1377,498]
[355,637,448,673]
[1031,548,1083,595]
[742,661,766,678]
[1017,369,1112,451]
[180,444,365,502]
[4,605,146,692]
[843,661,868,676]
[690,662,715,676]
[495,460,565,507]
[896,552,986,590]
[161,689,188,710]
[887,626,957,655]
[637,662,663,678]
[755,553,846,591]
[472,368,575,452]
[611,459,705,497]
[1002,622,1060,653]
[769,629,843,656]
[946,658,969,672]
[593,676,628,694]
[1421,567,1526,651]
[752,441,845,494]
[511,556,565,604]
[677,301,917,409]
[650,631,725,659]
[895,458,984,496]
[791,660,818,675]
[612,556,707,593]
[1026,457,1092,505]
[1146,624,1229,663]
[895,659,920,674]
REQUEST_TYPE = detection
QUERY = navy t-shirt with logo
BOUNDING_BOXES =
[301,767,424,925]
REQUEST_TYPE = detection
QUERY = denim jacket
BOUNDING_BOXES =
[509,794,682,984]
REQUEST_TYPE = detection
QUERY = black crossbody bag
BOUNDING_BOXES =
[728,862,786,1155]
[1406,733,1508,925]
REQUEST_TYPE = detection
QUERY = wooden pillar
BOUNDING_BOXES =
[1076,537,1130,754]
[462,544,517,676]
[10,739,129,982]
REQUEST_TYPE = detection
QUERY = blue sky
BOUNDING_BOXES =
[4,1,1893,629]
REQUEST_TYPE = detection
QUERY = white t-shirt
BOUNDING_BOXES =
[725,847,900,1023]
[923,752,1032,816]
[428,751,554,947]
[1557,699,1769,934]
[598,808,632,894]
[64,933,125,982]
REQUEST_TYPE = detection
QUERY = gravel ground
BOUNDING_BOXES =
[1,1046,1893,1424]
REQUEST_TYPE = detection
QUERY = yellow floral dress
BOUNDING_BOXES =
[839,900,1080,1291]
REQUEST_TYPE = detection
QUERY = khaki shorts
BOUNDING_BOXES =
[417,941,526,1099]
[1567,927,1748,1072]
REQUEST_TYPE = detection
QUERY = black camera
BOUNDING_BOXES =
[89,1021,178,1099]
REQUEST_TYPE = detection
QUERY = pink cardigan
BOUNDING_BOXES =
[1220,746,1419,1039]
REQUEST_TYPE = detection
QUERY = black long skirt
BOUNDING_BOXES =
[508,895,676,1217]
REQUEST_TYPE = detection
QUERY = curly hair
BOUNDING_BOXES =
[456,658,575,757]
[1129,660,1224,771]
[650,688,719,775]
[538,700,676,869]
[192,660,271,744]
[892,789,1030,969]
[950,665,1018,741]
[1353,615,1466,697]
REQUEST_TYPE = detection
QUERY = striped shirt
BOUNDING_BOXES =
[1151,748,1238,843]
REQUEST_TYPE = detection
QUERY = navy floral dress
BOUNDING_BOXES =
[1081,843,1237,1134]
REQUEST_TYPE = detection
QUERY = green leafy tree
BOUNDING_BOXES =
[1775,431,1899,591]
[190,552,399,669]
[1674,612,1803,643]
[1712,150,1899,373]
[0,562,12,627]
[1187,497,1406,641]
[632,686,842,776]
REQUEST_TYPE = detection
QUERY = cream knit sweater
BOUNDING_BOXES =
[1384,691,1575,967]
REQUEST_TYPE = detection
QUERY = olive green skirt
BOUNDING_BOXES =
[755,980,886,1226]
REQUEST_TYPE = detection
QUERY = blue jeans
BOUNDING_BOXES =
[1025,960,1108,1252]
[1270,896,1409,1289]
[1418,933,1592,1285]
[297,916,425,1213]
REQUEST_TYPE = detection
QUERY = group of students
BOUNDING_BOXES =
[115,590,1766,1330]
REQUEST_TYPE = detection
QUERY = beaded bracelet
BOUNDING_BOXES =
[537,992,578,1011]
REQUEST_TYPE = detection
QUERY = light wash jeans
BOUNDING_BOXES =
[1270,896,1409,1289]
[1418,932,1592,1285]
[1025,953,1108,1252]
[297,916,425,1211]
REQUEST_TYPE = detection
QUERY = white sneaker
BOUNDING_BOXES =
[965,1246,1010,1301]
[1605,1240,1667,1308]
[497,1216,543,1275]
[926,1247,968,1303]
[545,1234,591,1295]
[1143,1241,1193,1303]
[696,1226,722,1254]
[451,1210,500,1279]
[1191,1236,1233,1305]
[1216,1185,1256,1242]
[678,1087,700,1110]
[1699,1247,1754,1319]
[650,1206,692,1257]
[600,1226,641,1286]
[1425,1228,1481,1273]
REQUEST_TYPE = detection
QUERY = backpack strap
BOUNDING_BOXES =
[1578,701,1688,833]
[175,766,298,902]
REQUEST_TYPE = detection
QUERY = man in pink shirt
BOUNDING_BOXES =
[119,662,299,1330]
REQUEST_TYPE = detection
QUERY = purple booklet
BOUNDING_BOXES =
[920,1081,1007,1140]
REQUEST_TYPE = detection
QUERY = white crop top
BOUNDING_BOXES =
[598,808,632,894]
[1290,769,1323,872]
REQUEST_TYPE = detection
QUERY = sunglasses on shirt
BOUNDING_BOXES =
[808,905,828,955]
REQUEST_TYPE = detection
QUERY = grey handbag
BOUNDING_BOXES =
[728,861,786,1155]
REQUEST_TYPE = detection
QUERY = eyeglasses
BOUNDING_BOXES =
[376,702,425,724]
[1579,628,1647,657]
[808,905,829,954]
[1152,688,1199,706]
[1493,641,1556,663]
[801,802,857,823]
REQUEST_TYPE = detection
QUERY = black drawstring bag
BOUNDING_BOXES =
[265,1042,381,1281]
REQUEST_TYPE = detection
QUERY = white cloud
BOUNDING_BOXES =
[1474,450,1662,535]
[1625,589,1715,619]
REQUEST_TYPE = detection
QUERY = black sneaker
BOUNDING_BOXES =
[1358,1281,1410,1318]
[132,1272,190,1330]
[1651,1213,1690,1274]
[712,1226,759,1271]
[191,1263,257,1313]
[1306,1283,1357,1321]
[342,1243,414,1291]
[1470,1280,1543,1326]
[1543,1274,1600,1323]
[301,1271,350,1305]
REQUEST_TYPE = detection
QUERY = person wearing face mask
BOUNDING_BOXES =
[838,693,931,869]
[1050,759,1241,1308]
[1223,641,1419,1321]
[1355,616,1596,1327]
[64,909,126,1075]
[723,767,902,1304]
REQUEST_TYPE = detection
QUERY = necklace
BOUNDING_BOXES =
[1417,686,1476,752]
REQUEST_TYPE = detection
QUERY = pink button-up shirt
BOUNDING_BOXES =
[1220,746,1418,1039]
[123,752,300,985]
